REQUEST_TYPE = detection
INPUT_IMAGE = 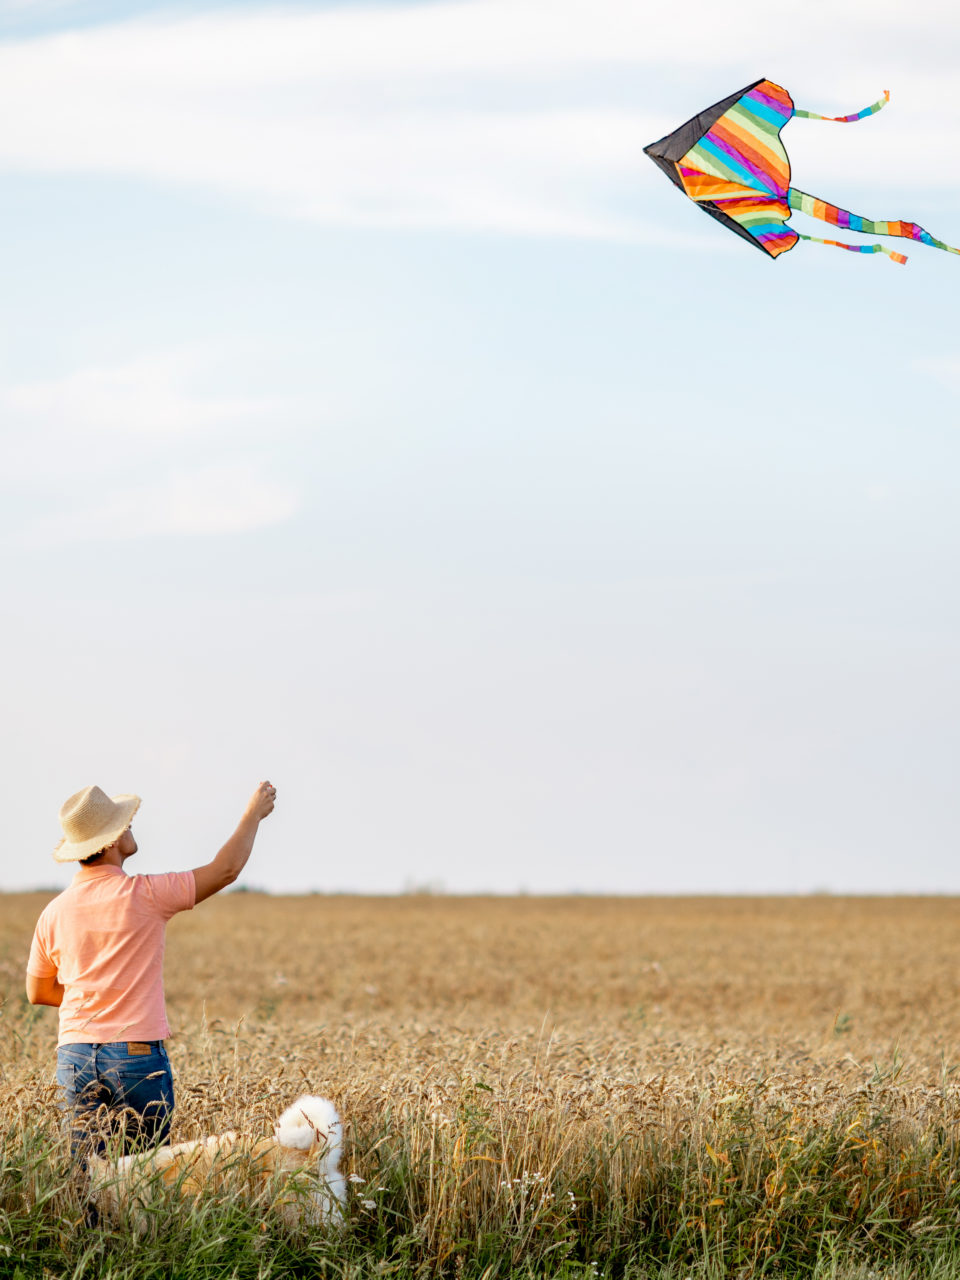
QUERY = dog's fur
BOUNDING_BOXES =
[88,1095,345,1229]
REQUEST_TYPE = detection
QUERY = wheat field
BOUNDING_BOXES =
[2,892,960,1278]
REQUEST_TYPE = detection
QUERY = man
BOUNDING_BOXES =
[26,779,276,1157]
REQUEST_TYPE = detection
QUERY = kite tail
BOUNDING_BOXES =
[787,188,960,261]
[795,233,907,264]
[794,90,890,122]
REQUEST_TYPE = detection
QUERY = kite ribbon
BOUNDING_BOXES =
[795,233,907,264]
[794,90,890,122]
[787,187,960,260]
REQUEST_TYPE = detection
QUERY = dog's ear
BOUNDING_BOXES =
[85,1153,111,1182]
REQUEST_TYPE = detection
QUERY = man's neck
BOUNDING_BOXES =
[89,847,126,870]
[76,861,124,878]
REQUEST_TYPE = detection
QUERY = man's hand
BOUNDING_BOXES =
[245,781,277,823]
[192,780,278,905]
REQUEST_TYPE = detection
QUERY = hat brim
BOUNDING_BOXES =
[53,794,141,863]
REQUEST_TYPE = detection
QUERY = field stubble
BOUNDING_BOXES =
[1,893,960,1277]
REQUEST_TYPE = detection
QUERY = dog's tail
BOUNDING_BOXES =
[275,1095,342,1161]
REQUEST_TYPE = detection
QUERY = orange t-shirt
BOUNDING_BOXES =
[27,864,196,1045]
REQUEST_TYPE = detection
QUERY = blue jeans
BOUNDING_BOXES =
[56,1041,174,1158]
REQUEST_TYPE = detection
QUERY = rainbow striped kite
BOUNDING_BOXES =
[644,79,958,265]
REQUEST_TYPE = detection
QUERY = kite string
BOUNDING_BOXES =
[793,90,890,122]
[787,187,960,255]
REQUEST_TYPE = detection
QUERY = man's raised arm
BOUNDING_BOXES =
[192,781,276,904]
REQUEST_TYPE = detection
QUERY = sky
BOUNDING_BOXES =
[1,0,959,895]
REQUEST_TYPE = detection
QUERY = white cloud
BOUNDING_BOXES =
[3,0,952,84]
[2,351,278,436]
[0,0,76,12]
[0,348,290,486]
[4,1,774,84]
[0,349,302,543]
[18,458,300,544]
[912,355,960,389]
[0,0,955,241]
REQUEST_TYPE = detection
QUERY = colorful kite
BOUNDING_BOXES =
[644,79,958,265]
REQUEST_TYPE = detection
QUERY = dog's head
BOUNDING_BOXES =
[274,1095,342,1173]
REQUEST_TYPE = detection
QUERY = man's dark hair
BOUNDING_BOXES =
[78,849,107,867]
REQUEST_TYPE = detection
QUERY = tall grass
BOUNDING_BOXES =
[4,893,960,1276]
[4,1038,960,1278]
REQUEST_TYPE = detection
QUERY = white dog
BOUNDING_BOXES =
[89,1095,346,1229]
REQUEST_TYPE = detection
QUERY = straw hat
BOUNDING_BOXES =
[54,785,141,863]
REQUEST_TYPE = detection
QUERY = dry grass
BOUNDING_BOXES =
[2,892,960,1275]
